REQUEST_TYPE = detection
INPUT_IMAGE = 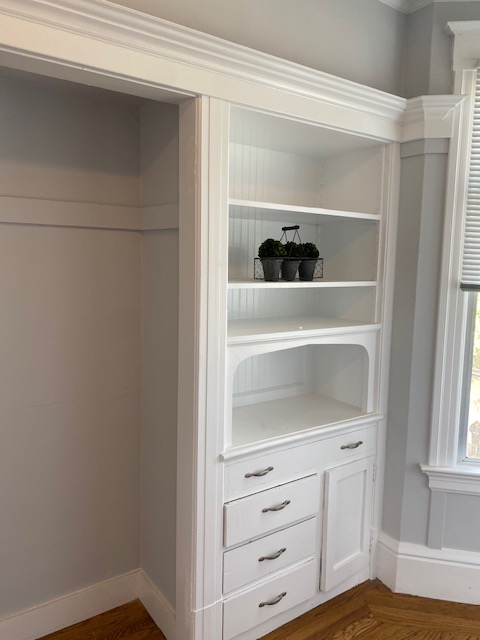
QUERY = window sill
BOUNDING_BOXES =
[421,463,480,496]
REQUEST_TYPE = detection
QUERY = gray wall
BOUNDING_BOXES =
[404,2,480,97]
[109,0,407,96]
[384,2,480,553]
[402,4,435,99]
[384,140,448,546]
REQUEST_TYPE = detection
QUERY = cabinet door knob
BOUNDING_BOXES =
[245,466,274,478]
[259,547,286,562]
[259,592,287,607]
[340,440,363,450]
[262,499,290,513]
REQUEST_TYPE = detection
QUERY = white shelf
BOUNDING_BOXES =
[227,317,380,344]
[229,199,380,223]
[228,280,377,289]
[231,394,373,449]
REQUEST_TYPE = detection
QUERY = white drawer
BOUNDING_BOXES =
[223,517,317,594]
[224,445,319,501]
[224,424,377,501]
[223,559,316,640]
[224,474,319,548]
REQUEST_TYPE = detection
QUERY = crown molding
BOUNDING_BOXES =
[379,0,480,15]
[0,0,407,141]
[447,20,480,35]
[446,21,480,70]
[0,0,469,144]
[377,0,429,13]
[402,95,466,141]
[407,0,433,13]
[378,0,410,13]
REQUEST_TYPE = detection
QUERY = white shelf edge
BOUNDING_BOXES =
[229,198,380,222]
[228,280,378,289]
[221,413,383,461]
[227,322,381,346]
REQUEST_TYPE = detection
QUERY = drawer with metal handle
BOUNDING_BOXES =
[223,517,317,594]
[223,424,377,501]
[223,474,319,547]
[223,559,316,640]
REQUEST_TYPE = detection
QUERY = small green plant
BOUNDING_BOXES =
[300,242,320,259]
[258,238,287,258]
[284,241,303,258]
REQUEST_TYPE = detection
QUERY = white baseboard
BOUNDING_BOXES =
[376,530,480,604]
[0,569,176,640]
[138,571,176,640]
[0,569,141,640]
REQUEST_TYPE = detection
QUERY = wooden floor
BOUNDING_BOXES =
[38,599,167,640]
[39,580,480,640]
[262,579,480,640]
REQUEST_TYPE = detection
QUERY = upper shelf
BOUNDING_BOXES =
[229,199,380,223]
[228,280,377,289]
[227,317,381,345]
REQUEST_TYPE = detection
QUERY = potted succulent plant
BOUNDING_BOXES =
[258,238,287,281]
[298,242,320,281]
[282,241,303,281]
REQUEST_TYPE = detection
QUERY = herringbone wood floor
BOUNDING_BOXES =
[261,579,480,639]
[39,580,480,640]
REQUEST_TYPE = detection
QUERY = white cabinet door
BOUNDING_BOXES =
[320,456,374,592]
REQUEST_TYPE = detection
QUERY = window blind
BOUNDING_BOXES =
[461,69,480,291]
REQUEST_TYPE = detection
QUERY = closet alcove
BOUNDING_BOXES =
[0,67,182,612]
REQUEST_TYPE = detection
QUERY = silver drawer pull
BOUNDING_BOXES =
[262,499,290,513]
[259,592,287,608]
[259,547,286,562]
[340,440,363,450]
[245,466,274,478]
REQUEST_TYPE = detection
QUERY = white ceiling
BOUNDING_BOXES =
[379,0,480,14]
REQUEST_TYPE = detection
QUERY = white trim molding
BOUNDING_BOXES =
[0,569,175,640]
[0,570,141,640]
[0,1,468,147]
[378,0,411,13]
[426,29,480,490]
[138,572,176,640]
[402,95,466,142]
[422,463,480,495]
[0,0,406,142]
[379,0,480,15]
[447,22,480,71]
[376,531,480,604]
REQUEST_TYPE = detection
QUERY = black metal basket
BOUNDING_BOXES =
[255,226,323,281]
[254,257,324,280]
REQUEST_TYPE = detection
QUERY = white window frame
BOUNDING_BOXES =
[422,22,480,494]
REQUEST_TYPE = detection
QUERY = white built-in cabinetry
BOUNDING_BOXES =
[219,104,395,639]
[0,5,407,640]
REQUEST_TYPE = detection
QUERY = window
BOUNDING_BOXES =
[459,70,480,462]
[423,24,480,493]
[460,293,480,461]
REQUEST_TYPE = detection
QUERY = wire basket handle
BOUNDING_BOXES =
[280,225,302,246]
